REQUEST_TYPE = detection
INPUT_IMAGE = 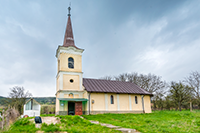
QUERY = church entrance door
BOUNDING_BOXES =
[75,102,82,115]
[68,102,75,115]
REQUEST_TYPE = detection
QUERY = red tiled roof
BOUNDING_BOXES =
[83,78,152,95]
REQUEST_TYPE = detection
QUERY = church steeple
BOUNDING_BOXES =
[63,6,77,48]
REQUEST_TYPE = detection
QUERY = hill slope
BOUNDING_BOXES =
[0,96,56,105]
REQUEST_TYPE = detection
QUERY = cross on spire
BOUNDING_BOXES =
[68,6,71,16]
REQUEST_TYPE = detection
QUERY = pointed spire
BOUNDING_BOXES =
[63,6,77,48]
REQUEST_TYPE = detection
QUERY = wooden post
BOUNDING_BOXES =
[190,101,192,112]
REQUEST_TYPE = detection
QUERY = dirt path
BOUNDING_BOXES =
[41,117,60,125]
[30,116,60,125]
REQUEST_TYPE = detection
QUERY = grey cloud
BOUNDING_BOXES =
[0,0,200,96]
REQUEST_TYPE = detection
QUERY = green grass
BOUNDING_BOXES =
[57,115,120,133]
[3,115,120,133]
[40,114,55,117]
[0,106,3,113]
[41,123,61,132]
[83,110,200,133]
[5,111,200,133]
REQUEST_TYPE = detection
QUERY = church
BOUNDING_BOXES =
[55,7,152,115]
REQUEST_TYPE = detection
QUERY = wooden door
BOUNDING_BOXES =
[75,102,82,115]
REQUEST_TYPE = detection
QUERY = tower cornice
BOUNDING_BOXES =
[56,45,84,58]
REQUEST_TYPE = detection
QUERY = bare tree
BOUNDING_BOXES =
[6,86,32,114]
[164,95,173,110]
[109,72,167,94]
[184,71,200,108]
[136,73,167,94]
[101,75,113,80]
[153,91,165,110]
[102,72,168,110]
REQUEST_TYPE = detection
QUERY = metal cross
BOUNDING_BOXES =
[68,6,71,16]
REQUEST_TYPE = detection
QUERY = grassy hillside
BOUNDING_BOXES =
[83,110,200,133]
[3,111,200,132]
[0,96,56,105]
[30,97,56,105]
[0,96,7,105]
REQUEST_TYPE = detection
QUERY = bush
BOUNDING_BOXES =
[41,105,55,115]
[41,123,61,132]
[13,118,30,126]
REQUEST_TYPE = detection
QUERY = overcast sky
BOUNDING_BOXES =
[0,0,200,97]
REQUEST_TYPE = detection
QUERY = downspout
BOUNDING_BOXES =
[142,95,145,113]
[88,93,91,115]
[31,99,33,110]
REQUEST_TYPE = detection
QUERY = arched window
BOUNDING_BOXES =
[68,57,74,69]
[69,93,74,98]
[135,96,138,104]
[111,95,114,104]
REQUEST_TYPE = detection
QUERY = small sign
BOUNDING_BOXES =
[35,116,42,124]
[92,100,95,104]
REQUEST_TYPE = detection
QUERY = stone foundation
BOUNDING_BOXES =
[56,110,143,115]
[56,111,68,115]
[86,110,143,115]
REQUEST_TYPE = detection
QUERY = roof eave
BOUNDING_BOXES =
[86,90,153,95]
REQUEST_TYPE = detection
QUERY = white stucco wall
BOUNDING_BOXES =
[23,103,41,117]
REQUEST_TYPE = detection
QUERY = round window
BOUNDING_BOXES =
[70,79,74,83]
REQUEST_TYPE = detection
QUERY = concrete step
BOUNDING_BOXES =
[89,120,99,124]
[79,116,84,119]
[100,123,114,126]
[100,123,121,129]
[105,125,121,129]
[116,128,137,133]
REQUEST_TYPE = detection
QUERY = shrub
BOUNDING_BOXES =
[41,105,55,115]
[41,123,61,132]
[13,118,30,126]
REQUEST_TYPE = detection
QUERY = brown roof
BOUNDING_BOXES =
[63,15,80,49]
[83,78,152,95]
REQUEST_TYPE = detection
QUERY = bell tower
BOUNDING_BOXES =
[55,7,85,115]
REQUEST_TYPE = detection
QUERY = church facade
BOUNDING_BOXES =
[55,8,152,115]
